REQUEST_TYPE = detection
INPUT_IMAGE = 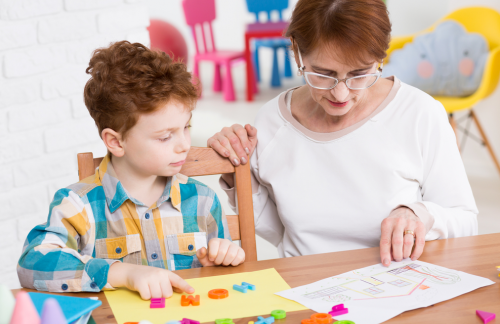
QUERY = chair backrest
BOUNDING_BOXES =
[388,7,500,58]
[77,147,258,262]
[245,0,289,22]
[441,7,500,51]
[387,6,500,104]
[440,7,500,101]
[182,0,217,54]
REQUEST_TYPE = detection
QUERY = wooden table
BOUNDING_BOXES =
[13,233,500,323]
[244,21,289,101]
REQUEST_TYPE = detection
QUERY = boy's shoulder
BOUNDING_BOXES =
[176,173,218,201]
[64,173,103,199]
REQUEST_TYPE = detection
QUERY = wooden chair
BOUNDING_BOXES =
[77,147,258,262]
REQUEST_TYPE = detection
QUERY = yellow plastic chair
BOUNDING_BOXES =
[387,7,500,174]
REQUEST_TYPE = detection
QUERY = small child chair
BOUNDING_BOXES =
[182,0,245,101]
[245,0,292,88]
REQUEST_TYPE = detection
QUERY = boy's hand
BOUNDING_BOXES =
[196,238,245,267]
[107,262,194,300]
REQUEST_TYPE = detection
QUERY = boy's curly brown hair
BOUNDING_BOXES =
[84,41,198,139]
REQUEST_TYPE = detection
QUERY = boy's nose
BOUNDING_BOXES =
[176,134,191,153]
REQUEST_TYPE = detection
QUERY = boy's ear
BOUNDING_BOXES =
[102,128,125,157]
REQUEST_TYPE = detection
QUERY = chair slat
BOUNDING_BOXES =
[94,158,103,171]
[234,162,257,261]
[77,153,96,181]
[226,215,240,240]
[180,147,235,176]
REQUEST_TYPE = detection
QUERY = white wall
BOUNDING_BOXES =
[0,0,150,289]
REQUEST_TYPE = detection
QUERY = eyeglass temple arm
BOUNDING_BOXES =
[378,61,384,72]
[292,39,305,71]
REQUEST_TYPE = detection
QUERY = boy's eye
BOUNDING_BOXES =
[185,124,192,129]
[159,136,171,142]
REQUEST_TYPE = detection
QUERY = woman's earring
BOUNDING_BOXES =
[297,69,303,76]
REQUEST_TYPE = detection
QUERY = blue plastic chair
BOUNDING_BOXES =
[245,0,293,88]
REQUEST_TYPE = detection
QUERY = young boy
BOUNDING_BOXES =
[17,41,245,300]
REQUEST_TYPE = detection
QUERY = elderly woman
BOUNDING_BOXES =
[208,0,477,266]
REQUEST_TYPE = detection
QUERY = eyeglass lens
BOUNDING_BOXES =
[305,74,379,90]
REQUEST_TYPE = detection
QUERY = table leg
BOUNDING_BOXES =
[245,34,254,101]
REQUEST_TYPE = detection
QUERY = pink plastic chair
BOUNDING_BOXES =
[182,0,245,101]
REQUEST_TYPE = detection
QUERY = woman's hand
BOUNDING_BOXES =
[207,124,257,166]
[379,207,426,267]
[108,262,195,300]
[196,238,245,267]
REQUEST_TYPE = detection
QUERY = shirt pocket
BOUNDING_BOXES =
[166,232,208,256]
[95,234,142,265]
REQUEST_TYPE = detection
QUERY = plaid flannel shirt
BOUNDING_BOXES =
[17,155,230,293]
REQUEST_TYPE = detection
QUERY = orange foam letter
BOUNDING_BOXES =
[181,295,200,306]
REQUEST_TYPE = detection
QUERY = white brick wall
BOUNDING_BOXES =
[0,0,150,289]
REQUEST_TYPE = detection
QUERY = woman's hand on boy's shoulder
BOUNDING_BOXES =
[207,124,257,166]
[196,238,245,267]
[108,262,195,300]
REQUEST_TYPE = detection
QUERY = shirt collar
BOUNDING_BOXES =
[97,155,183,213]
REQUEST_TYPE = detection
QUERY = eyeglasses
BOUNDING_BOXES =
[297,45,383,90]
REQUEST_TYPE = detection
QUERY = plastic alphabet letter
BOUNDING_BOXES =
[255,316,275,324]
[328,304,348,316]
[476,310,496,324]
[150,298,165,309]
[181,295,200,306]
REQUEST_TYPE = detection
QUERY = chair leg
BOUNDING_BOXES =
[470,109,500,174]
[213,63,222,92]
[253,46,261,83]
[193,59,201,98]
[271,47,281,88]
[449,113,460,152]
[223,61,235,101]
[252,66,259,94]
[193,59,200,79]
[284,47,292,78]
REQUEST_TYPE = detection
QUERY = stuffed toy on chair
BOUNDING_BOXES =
[383,20,489,97]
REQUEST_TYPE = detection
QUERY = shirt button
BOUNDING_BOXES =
[61,284,68,291]
[90,282,98,289]
[115,247,122,254]
[151,253,158,260]
[145,213,150,219]
[188,244,194,251]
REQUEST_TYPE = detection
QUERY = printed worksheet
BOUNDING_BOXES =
[276,260,495,324]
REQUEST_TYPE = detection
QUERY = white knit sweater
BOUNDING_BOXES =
[221,77,478,258]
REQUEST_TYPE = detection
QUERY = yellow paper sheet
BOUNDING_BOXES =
[104,268,308,324]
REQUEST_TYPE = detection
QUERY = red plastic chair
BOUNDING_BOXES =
[182,0,245,101]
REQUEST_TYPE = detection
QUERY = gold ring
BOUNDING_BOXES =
[404,230,416,238]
